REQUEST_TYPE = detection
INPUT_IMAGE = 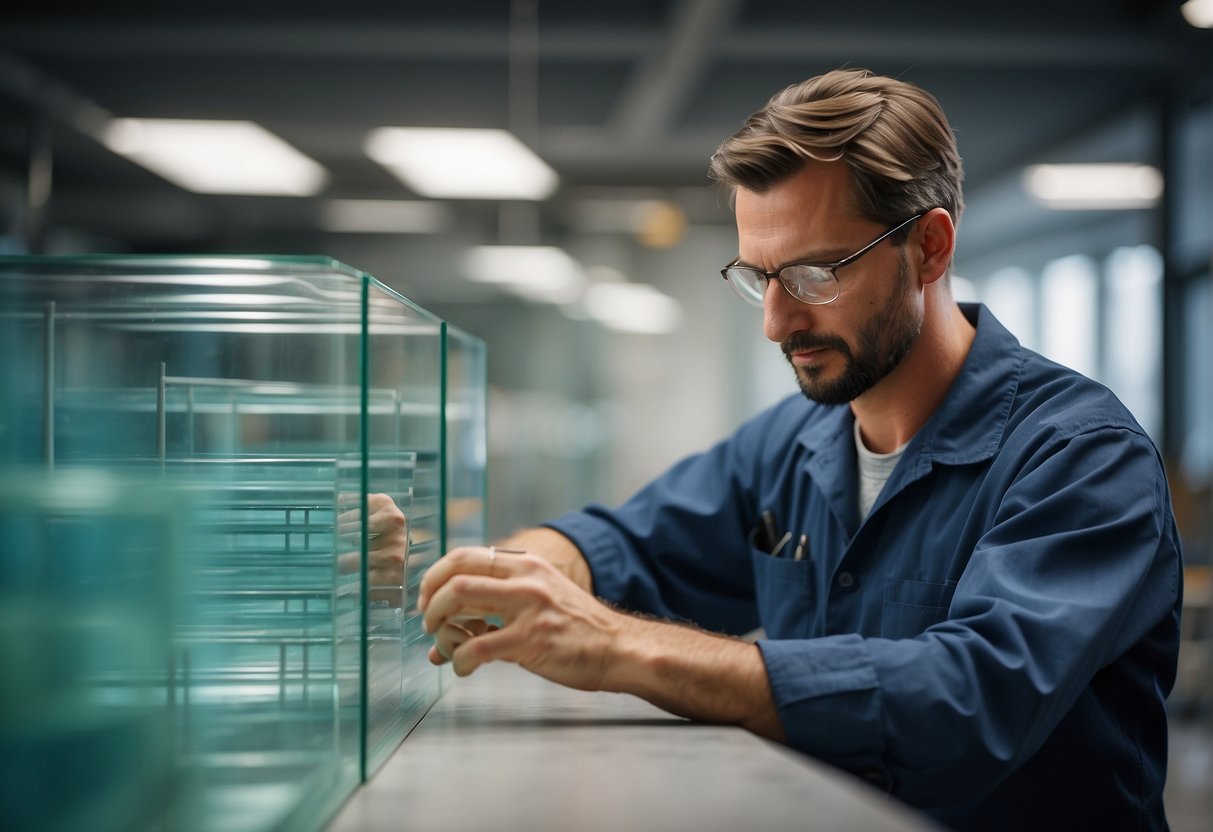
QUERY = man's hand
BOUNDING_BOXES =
[336,493,408,603]
[417,542,786,742]
[419,546,624,691]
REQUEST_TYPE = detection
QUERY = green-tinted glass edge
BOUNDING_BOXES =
[359,274,370,784]
[440,320,449,561]
[0,252,364,275]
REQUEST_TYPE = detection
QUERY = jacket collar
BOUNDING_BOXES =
[794,303,1021,468]
[915,303,1020,466]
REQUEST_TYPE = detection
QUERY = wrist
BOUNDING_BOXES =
[599,615,784,740]
[599,612,658,696]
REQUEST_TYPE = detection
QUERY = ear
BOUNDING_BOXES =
[914,208,955,287]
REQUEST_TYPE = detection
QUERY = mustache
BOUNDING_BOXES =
[781,332,850,357]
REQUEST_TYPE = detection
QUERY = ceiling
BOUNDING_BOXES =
[0,0,1208,302]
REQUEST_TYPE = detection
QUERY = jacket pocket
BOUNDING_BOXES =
[881,577,958,639]
[750,546,816,640]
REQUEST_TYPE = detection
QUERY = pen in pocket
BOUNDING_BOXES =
[761,510,778,550]
[770,531,792,558]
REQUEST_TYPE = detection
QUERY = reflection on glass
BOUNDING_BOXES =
[0,255,486,830]
[0,472,180,832]
[444,323,488,554]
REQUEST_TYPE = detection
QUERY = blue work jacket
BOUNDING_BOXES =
[547,304,1182,831]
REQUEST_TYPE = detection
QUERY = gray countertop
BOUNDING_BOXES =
[327,663,934,832]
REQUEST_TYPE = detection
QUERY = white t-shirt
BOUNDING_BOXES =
[855,419,908,521]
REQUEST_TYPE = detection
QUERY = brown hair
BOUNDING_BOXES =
[708,68,964,236]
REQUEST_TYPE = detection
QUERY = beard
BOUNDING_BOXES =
[782,253,921,405]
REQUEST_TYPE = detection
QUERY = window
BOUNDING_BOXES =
[1041,254,1099,379]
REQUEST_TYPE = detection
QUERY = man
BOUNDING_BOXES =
[418,69,1182,830]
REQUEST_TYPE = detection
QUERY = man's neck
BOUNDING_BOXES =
[851,299,976,454]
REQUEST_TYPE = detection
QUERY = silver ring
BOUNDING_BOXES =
[488,545,496,575]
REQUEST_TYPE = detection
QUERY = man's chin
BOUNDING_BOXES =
[795,367,867,406]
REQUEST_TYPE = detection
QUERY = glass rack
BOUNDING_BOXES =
[0,255,487,831]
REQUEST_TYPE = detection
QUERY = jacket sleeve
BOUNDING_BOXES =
[543,415,771,637]
[757,425,1181,804]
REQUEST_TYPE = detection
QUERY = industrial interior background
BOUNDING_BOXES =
[0,2,1210,826]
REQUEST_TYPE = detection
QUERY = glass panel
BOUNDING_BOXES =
[0,255,477,829]
[443,323,488,553]
[0,471,180,832]
[0,256,366,830]
[361,276,443,774]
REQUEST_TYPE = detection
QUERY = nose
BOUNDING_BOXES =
[763,278,815,344]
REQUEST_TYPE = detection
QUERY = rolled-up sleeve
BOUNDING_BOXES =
[545,427,764,636]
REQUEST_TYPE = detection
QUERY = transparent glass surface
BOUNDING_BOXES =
[0,471,180,832]
[443,323,488,553]
[361,277,442,774]
[0,255,483,830]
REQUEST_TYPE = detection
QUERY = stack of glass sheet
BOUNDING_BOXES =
[0,255,487,831]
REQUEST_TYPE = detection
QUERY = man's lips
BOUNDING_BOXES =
[787,346,830,366]
[786,344,834,368]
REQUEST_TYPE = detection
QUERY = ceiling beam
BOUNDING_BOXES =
[610,0,742,141]
[0,24,1201,70]
[718,28,1202,70]
[0,50,111,137]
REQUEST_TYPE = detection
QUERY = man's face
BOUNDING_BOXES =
[733,163,923,405]
[780,251,919,404]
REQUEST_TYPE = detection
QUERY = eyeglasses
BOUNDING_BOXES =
[720,213,923,306]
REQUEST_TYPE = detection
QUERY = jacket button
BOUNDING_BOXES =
[837,571,856,589]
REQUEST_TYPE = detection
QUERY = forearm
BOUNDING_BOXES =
[498,526,593,594]
[604,613,786,743]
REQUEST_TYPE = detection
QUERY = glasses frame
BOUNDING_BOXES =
[721,212,924,306]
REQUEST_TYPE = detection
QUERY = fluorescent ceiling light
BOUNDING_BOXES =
[320,199,452,234]
[101,118,328,196]
[460,245,584,304]
[365,128,558,200]
[1181,0,1213,27]
[584,283,682,334]
[1022,164,1163,210]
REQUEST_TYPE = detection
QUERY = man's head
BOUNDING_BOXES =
[708,68,964,233]
[710,69,964,406]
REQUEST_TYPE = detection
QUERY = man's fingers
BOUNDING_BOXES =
[433,620,474,662]
[419,546,527,611]
[449,625,521,677]
[336,493,407,539]
[461,618,492,637]
[369,496,406,535]
[422,574,523,634]
[336,551,404,581]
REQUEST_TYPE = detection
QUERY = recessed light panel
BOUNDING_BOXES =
[365,128,558,200]
[102,118,328,196]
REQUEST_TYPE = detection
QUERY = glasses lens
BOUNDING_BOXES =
[780,266,837,304]
[723,268,766,306]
